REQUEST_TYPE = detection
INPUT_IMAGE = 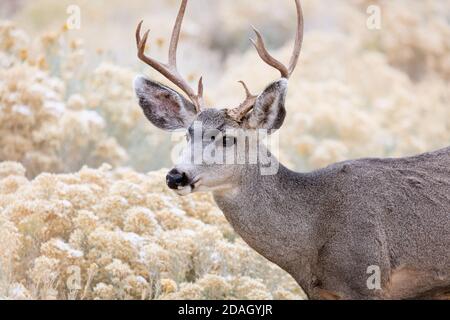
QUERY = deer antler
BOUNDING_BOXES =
[227,81,257,121]
[228,0,304,122]
[136,0,204,112]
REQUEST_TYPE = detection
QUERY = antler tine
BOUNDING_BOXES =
[238,80,254,99]
[250,27,289,79]
[288,0,304,76]
[197,76,204,107]
[227,0,304,122]
[250,0,303,79]
[136,0,204,112]
[168,0,187,67]
[227,81,258,122]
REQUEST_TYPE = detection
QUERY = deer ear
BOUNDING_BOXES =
[244,79,288,130]
[134,76,198,131]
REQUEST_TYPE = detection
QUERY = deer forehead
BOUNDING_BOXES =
[190,109,241,132]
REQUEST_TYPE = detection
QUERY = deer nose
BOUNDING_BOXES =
[166,168,189,190]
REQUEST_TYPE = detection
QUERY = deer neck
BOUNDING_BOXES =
[212,158,321,285]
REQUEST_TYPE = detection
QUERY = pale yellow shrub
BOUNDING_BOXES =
[0,22,128,177]
[0,162,305,300]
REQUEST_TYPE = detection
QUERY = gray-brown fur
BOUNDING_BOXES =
[214,147,450,299]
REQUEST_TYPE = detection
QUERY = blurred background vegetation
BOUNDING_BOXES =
[0,0,449,300]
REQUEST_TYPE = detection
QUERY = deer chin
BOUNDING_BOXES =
[175,185,193,196]
[174,177,202,196]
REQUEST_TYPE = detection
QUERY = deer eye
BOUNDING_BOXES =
[222,136,237,148]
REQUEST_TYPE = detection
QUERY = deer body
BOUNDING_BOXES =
[133,0,450,299]
[213,147,450,299]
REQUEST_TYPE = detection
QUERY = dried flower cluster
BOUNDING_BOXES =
[0,22,128,177]
[0,162,304,300]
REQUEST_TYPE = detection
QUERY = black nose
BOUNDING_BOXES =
[166,168,189,190]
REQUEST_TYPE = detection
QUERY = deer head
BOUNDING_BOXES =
[134,0,303,195]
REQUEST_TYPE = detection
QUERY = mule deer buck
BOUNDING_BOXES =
[134,0,450,299]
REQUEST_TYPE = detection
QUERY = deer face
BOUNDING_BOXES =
[133,0,303,194]
[134,76,288,195]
